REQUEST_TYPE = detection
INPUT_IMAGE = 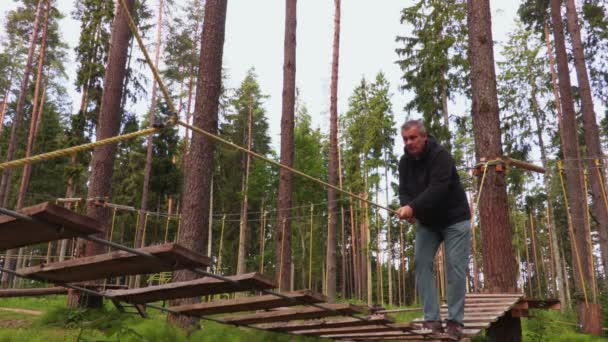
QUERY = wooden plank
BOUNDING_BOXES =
[105,272,274,304]
[465,293,523,298]
[295,323,413,336]
[343,329,482,340]
[412,319,491,329]
[0,202,102,250]
[259,315,393,332]
[442,302,516,309]
[221,303,366,325]
[18,243,211,282]
[170,290,325,316]
[414,316,499,324]
[324,329,481,339]
[441,307,510,313]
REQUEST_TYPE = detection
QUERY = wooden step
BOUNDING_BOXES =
[104,272,274,304]
[259,315,393,332]
[295,322,413,336]
[0,202,102,250]
[336,328,482,340]
[221,303,367,325]
[324,328,482,339]
[18,243,211,282]
[170,290,325,316]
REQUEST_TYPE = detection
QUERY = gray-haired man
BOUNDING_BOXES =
[396,120,471,340]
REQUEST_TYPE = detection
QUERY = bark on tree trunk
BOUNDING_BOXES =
[237,95,253,275]
[276,0,297,292]
[0,0,44,207]
[564,0,608,276]
[16,0,51,211]
[326,0,341,302]
[167,0,227,331]
[66,0,135,307]
[467,0,520,340]
[549,0,594,299]
[0,0,44,289]
[132,0,163,289]
[0,81,12,137]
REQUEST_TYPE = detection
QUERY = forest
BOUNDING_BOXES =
[0,0,607,341]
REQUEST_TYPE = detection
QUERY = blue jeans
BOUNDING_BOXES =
[415,220,470,324]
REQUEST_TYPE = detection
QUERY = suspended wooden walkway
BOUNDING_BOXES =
[0,203,559,341]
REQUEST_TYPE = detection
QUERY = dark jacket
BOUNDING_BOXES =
[399,136,470,228]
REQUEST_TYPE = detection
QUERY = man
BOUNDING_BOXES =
[396,120,470,340]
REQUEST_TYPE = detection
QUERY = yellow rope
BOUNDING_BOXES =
[141,212,149,248]
[117,0,177,115]
[217,215,226,274]
[595,159,608,221]
[107,207,117,252]
[176,214,182,242]
[0,127,160,171]
[557,160,588,305]
[177,119,397,216]
[164,215,171,243]
[132,210,140,248]
[582,169,598,303]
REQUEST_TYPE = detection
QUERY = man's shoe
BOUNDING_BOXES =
[413,320,443,337]
[445,320,464,340]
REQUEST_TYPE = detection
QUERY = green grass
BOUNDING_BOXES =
[0,296,607,341]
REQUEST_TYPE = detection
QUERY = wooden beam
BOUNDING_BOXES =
[0,287,67,297]
[221,303,366,325]
[0,202,102,250]
[105,272,274,304]
[505,158,545,174]
[18,243,211,282]
[170,290,325,316]
[258,315,393,332]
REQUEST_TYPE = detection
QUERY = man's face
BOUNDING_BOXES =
[402,126,427,157]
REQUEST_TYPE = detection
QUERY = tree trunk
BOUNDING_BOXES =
[384,156,392,306]
[467,0,520,340]
[326,0,341,303]
[276,0,297,292]
[337,136,347,297]
[0,0,44,289]
[181,9,200,173]
[167,0,227,331]
[531,72,566,308]
[16,0,51,211]
[132,0,163,289]
[549,0,593,300]
[0,82,12,137]
[237,95,253,275]
[66,0,135,307]
[564,0,608,275]
[0,0,44,208]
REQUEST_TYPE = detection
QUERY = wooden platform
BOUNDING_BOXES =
[220,303,367,325]
[0,202,102,250]
[17,243,212,282]
[259,315,394,332]
[0,284,127,298]
[104,272,275,304]
[170,290,325,316]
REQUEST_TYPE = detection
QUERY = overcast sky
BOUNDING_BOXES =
[0,0,520,152]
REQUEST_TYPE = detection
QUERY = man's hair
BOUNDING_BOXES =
[401,119,427,135]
